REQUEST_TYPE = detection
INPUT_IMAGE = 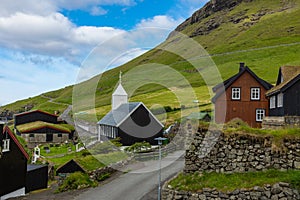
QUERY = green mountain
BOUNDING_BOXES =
[2,0,300,124]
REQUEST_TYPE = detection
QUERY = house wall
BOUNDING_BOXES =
[118,105,163,145]
[22,133,69,144]
[14,111,57,127]
[26,165,48,193]
[284,79,300,116]
[0,133,27,197]
[214,71,269,128]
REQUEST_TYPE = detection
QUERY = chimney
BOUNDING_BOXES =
[239,62,245,72]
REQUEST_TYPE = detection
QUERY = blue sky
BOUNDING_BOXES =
[0,0,209,106]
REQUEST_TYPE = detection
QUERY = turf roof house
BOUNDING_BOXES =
[266,66,300,116]
[14,110,73,147]
[97,74,164,146]
[212,63,273,128]
[0,123,29,200]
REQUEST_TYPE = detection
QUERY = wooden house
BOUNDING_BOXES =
[266,66,300,116]
[56,159,86,175]
[17,121,72,146]
[0,123,29,200]
[14,110,74,147]
[26,164,48,193]
[97,74,164,146]
[212,63,273,128]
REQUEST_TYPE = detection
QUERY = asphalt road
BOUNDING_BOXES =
[73,151,185,200]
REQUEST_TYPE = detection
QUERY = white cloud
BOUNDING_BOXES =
[136,15,184,30]
[0,12,125,64]
[90,6,108,16]
[0,50,80,105]
[0,0,56,17]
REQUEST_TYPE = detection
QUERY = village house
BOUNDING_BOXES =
[97,73,164,146]
[212,63,273,128]
[0,123,28,200]
[14,110,74,147]
[263,66,300,128]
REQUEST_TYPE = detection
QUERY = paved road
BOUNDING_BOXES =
[73,151,185,200]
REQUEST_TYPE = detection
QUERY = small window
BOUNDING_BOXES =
[251,88,260,100]
[232,88,241,100]
[256,109,265,122]
[2,139,10,152]
[29,134,34,138]
[58,133,62,137]
[277,93,283,107]
[270,96,276,109]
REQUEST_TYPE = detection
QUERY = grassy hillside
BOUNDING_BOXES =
[1,0,300,124]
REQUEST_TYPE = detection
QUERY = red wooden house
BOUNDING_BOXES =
[212,63,273,128]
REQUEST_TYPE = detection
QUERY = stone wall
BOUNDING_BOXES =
[162,182,300,200]
[184,129,300,173]
[263,116,300,129]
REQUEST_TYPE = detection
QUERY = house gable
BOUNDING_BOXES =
[0,126,28,197]
[212,64,273,103]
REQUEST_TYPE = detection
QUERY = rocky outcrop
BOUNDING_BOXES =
[175,0,253,32]
[162,182,300,200]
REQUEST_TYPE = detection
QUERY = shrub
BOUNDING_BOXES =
[56,172,97,193]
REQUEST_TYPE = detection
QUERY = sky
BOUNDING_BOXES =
[0,0,209,106]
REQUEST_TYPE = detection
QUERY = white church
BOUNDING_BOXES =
[97,72,164,146]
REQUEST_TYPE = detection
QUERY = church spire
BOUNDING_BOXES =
[112,71,128,110]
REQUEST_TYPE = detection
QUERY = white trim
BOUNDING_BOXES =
[0,187,25,200]
[256,109,265,122]
[277,93,283,107]
[270,96,276,109]
[251,88,260,100]
[116,102,164,128]
[231,88,240,100]
[2,139,10,152]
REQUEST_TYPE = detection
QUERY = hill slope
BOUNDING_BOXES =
[1,0,300,123]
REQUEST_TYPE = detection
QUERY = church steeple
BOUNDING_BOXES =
[112,71,128,110]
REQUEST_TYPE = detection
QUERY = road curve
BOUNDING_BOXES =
[73,151,185,200]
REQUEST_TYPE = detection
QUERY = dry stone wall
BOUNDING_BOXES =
[162,182,300,200]
[184,130,300,173]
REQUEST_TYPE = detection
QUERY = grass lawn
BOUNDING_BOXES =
[169,170,300,192]
[43,142,128,171]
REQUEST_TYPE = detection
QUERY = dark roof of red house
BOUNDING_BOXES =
[14,110,58,118]
[2,126,29,160]
[212,64,273,103]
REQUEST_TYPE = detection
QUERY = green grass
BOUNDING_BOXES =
[56,172,98,192]
[169,170,300,192]
[16,121,73,133]
[1,0,300,126]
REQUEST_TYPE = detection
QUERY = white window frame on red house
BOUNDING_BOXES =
[251,88,260,100]
[256,109,265,122]
[231,87,241,100]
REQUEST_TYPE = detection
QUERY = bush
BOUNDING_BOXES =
[57,172,97,193]
[225,118,249,128]
[124,141,151,153]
